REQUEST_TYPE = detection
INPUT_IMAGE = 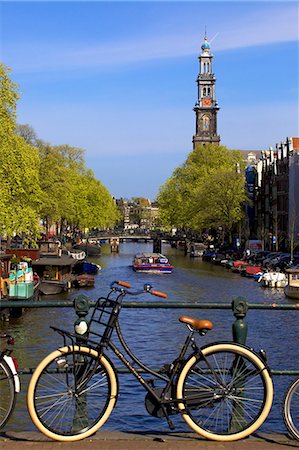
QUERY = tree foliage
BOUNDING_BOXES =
[157,144,247,238]
[0,65,41,239]
[0,63,119,239]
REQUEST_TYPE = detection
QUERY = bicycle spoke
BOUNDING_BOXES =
[32,350,114,436]
[179,347,271,437]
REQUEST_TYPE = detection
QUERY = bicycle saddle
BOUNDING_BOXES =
[179,316,213,332]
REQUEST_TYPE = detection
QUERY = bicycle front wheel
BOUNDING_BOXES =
[283,378,299,440]
[176,343,273,441]
[0,359,16,429]
[27,346,118,441]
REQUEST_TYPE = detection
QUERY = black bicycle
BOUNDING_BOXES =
[27,281,273,442]
[0,334,20,429]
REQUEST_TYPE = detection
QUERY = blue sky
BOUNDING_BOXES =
[0,1,298,200]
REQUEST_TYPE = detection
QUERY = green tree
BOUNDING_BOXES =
[72,170,119,230]
[158,144,247,240]
[38,142,119,234]
[0,65,41,240]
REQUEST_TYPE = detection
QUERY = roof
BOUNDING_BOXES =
[32,255,76,267]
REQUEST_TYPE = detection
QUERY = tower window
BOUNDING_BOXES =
[203,87,206,97]
[208,87,211,97]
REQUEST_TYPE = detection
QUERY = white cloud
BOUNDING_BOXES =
[3,3,298,73]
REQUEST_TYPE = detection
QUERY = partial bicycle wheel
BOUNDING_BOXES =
[0,359,16,429]
[283,377,299,440]
[27,346,118,441]
[176,342,273,441]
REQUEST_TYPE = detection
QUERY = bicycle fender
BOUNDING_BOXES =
[3,355,20,392]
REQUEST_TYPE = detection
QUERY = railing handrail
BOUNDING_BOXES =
[2,298,299,376]
[1,299,299,310]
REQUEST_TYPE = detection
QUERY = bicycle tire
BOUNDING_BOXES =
[27,346,118,441]
[283,377,299,440]
[176,342,273,441]
[0,359,16,429]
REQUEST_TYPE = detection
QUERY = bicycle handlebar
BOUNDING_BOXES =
[116,281,132,288]
[151,290,167,299]
[110,281,167,299]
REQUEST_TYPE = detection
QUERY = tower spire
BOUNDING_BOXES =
[192,34,221,148]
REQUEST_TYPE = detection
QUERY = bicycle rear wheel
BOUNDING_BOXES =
[283,378,299,440]
[0,359,16,429]
[176,342,273,441]
[27,346,118,441]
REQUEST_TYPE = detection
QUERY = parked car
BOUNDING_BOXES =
[262,253,284,268]
[248,250,270,264]
[267,253,290,269]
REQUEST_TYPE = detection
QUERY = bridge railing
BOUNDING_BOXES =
[1,298,299,376]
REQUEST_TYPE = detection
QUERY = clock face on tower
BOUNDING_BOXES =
[203,98,211,107]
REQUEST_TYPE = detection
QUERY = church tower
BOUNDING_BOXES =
[192,34,220,148]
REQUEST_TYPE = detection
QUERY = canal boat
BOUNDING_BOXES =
[133,253,174,274]
[190,243,207,257]
[0,254,12,298]
[72,240,101,256]
[72,260,101,275]
[231,260,249,273]
[240,265,263,277]
[72,274,95,288]
[284,268,299,299]
[258,271,287,288]
[32,255,76,295]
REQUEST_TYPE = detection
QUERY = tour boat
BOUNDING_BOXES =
[284,268,299,299]
[133,253,174,274]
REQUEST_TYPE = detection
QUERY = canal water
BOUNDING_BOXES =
[1,241,298,435]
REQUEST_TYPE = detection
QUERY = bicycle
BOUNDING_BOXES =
[0,334,20,429]
[27,280,274,442]
[283,377,299,440]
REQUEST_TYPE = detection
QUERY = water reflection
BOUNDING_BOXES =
[1,242,297,434]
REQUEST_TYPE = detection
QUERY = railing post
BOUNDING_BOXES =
[73,294,90,340]
[230,297,249,433]
[72,295,90,432]
[231,297,248,345]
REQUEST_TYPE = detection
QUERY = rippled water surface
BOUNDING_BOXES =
[1,242,298,434]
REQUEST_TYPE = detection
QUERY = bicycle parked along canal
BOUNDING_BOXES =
[283,377,299,441]
[0,334,20,429]
[27,281,274,442]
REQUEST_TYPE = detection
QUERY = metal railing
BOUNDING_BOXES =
[1,296,299,376]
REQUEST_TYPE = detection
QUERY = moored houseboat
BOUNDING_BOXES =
[32,255,76,295]
[284,268,299,299]
[133,253,173,274]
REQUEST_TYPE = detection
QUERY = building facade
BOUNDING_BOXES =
[255,137,299,251]
[192,34,221,148]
